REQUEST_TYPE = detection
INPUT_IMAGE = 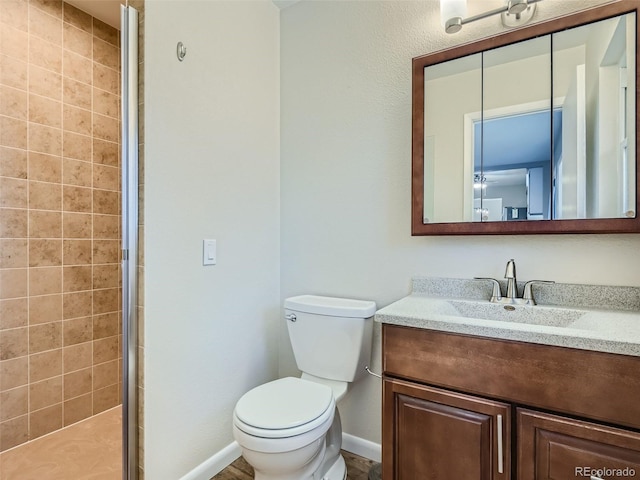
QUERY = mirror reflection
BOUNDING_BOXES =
[422,11,636,225]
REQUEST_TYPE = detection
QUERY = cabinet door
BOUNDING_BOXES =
[518,409,640,480]
[383,378,510,480]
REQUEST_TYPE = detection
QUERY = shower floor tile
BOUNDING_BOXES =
[0,406,121,480]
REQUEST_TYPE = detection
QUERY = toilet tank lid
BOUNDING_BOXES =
[284,295,376,318]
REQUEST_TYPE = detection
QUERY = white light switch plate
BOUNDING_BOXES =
[203,239,216,265]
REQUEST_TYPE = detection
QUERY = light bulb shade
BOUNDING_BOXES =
[440,0,467,28]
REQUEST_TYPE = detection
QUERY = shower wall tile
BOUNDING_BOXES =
[29,294,62,325]
[93,138,118,167]
[63,265,92,291]
[62,3,91,33]
[0,116,27,149]
[29,4,62,46]
[29,267,62,296]
[28,122,62,156]
[28,321,62,353]
[62,291,92,319]
[63,392,91,425]
[0,85,28,120]
[1,1,29,31]
[28,64,62,100]
[64,78,91,110]
[0,414,28,450]
[63,158,92,186]
[0,327,28,360]
[0,147,27,179]
[0,55,27,91]
[29,152,62,182]
[0,386,28,422]
[93,214,118,239]
[29,182,62,211]
[29,376,62,411]
[28,35,62,73]
[63,342,92,372]
[63,23,92,58]
[31,0,63,19]
[93,63,119,95]
[94,165,119,191]
[93,18,118,46]
[63,132,92,161]
[29,349,62,383]
[0,357,28,391]
[29,239,62,267]
[1,24,28,59]
[0,0,123,453]
[0,298,28,330]
[63,212,91,238]
[63,367,92,399]
[0,268,27,299]
[29,403,62,438]
[63,50,92,85]
[0,239,27,268]
[63,185,92,212]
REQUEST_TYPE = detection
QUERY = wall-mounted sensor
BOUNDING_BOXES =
[177,42,187,61]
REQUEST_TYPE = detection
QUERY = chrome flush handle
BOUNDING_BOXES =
[285,313,297,322]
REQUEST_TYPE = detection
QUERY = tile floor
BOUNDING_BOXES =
[211,450,378,480]
[0,406,121,480]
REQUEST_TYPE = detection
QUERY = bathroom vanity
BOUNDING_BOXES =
[376,278,640,480]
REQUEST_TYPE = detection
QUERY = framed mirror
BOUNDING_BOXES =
[412,0,639,235]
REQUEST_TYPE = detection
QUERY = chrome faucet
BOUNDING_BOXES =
[475,259,554,305]
[505,259,518,301]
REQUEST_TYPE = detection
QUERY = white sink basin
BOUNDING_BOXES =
[445,299,585,328]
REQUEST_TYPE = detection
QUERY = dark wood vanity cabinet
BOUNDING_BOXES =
[518,409,640,480]
[384,378,510,480]
[382,324,640,480]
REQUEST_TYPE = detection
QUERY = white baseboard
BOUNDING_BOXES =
[341,433,381,463]
[179,441,241,480]
[180,434,380,479]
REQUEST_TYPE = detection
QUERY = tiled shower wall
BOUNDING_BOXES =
[0,0,121,451]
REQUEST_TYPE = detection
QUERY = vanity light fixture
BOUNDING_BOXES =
[440,0,540,34]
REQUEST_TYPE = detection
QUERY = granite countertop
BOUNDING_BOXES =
[375,277,640,357]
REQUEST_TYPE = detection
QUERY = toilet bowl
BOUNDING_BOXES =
[232,295,376,480]
[233,377,343,480]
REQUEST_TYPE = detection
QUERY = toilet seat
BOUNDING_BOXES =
[234,377,335,439]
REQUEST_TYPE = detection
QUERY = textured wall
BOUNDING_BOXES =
[143,1,280,478]
[0,0,121,452]
[280,0,640,446]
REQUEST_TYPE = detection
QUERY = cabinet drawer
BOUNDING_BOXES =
[518,409,640,480]
[383,378,510,480]
[383,324,640,429]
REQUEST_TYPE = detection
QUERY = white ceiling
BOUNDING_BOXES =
[67,0,303,29]
[66,0,123,29]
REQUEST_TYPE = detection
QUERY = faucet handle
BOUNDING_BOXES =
[522,280,555,305]
[474,277,502,303]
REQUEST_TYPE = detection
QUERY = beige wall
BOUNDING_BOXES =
[280,0,640,449]
[0,0,121,452]
[142,1,280,478]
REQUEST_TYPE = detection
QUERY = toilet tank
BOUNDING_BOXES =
[284,295,376,383]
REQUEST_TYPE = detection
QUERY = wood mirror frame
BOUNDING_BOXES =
[412,0,640,235]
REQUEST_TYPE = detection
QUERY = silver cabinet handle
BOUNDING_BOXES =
[591,477,605,480]
[285,313,297,322]
[497,414,504,474]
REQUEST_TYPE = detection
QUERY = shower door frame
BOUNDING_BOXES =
[121,5,139,480]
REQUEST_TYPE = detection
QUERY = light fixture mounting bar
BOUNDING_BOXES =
[444,0,542,34]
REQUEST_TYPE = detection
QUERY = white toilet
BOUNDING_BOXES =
[232,295,376,480]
